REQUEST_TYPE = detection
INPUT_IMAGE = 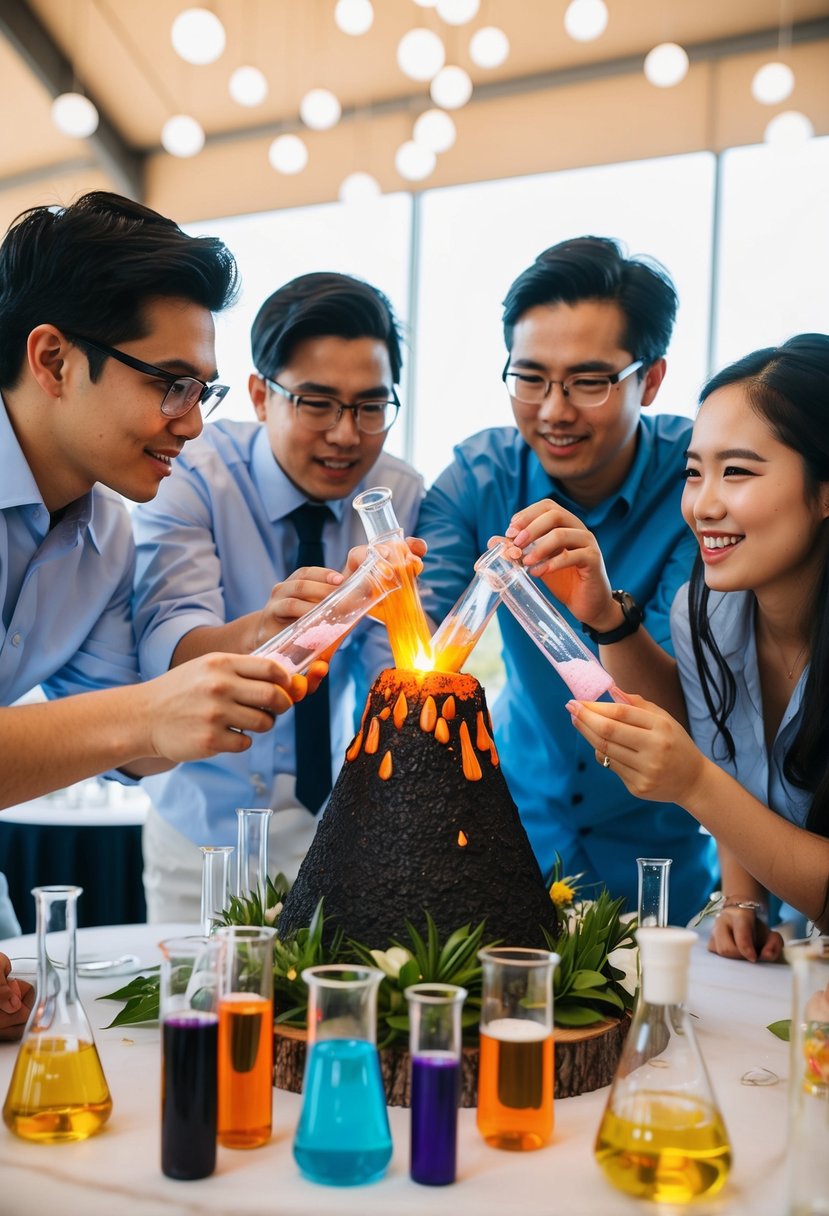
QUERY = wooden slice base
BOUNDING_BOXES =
[274,1015,629,1107]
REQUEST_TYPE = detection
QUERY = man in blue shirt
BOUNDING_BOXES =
[0,192,305,943]
[132,273,423,921]
[417,237,715,925]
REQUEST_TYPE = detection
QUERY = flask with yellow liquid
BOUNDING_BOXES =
[594,927,732,1204]
[3,885,112,1142]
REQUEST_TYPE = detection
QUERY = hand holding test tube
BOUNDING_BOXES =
[253,548,400,672]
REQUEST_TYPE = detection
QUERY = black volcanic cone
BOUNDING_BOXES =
[278,669,558,949]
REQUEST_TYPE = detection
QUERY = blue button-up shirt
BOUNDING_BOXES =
[672,585,810,828]
[416,419,715,924]
[131,420,424,845]
[1,392,139,934]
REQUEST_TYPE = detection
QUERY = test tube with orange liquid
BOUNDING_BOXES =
[353,487,434,670]
[215,926,276,1149]
[477,946,559,1152]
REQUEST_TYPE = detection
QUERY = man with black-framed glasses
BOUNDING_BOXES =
[0,192,310,953]
[132,272,423,922]
[417,236,715,926]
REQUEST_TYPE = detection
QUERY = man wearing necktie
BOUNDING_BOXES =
[132,273,423,921]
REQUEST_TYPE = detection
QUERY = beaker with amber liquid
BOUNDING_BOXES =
[353,486,434,670]
[594,927,731,1204]
[3,885,112,1142]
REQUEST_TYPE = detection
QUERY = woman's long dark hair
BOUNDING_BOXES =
[688,333,829,838]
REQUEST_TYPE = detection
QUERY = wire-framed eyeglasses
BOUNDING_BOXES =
[502,358,644,409]
[66,333,230,418]
[264,376,400,435]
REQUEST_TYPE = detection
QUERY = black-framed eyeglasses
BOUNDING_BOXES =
[502,358,644,409]
[66,333,230,419]
[263,376,400,435]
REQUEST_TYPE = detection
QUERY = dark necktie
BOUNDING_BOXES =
[290,502,334,814]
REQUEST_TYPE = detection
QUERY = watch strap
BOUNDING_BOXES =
[582,590,643,645]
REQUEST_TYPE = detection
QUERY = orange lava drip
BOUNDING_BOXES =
[458,720,483,781]
[435,719,450,744]
[378,751,393,780]
[364,717,381,754]
[371,541,434,669]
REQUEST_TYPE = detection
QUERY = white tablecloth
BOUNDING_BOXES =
[0,922,792,1216]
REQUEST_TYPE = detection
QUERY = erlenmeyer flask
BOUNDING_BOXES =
[594,927,731,1204]
[293,964,392,1185]
[353,486,433,670]
[3,885,112,1142]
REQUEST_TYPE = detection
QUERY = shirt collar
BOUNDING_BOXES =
[527,420,652,526]
[0,392,99,548]
[250,425,347,524]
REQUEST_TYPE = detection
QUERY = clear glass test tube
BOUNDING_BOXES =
[252,548,400,671]
[783,936,829,1216]
[637,857,672,928]
[405,982,467,1185]
[235,807,272,901]
[199,845,233,935]
[430,569,501,674]
[474,543,616,701]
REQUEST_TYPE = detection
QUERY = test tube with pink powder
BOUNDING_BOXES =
[252,549,400,672]
[474,544,617,701]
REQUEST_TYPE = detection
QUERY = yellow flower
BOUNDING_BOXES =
[550,880,576,909]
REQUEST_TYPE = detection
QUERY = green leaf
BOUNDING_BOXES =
[571,969,609,991]
[767,1019,791,1041]
[102,992,160,1028]
[554,1004,607,1027]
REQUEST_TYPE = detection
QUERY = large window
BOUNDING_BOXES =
[714,137,829,369]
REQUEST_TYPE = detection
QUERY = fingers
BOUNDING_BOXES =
[0,977,22,1014]
[707,909,761,962]
[759,930,785,962]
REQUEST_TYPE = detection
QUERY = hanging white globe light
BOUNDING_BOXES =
[435,0,479,25]
[300,88,342,131]
[161,114,205,157]
[413,108,456,153]
[229,65,268,107]
[564,0,608,43]
[429,64,472,109]
[339,171,382,203]
[643,42,689,88]
[395,140,437,182]
[751,61,795,106]
[334,0,374,36]
[397,28,446,82]
[171,7,226,65]
[268,133,309,173]
[51,92,99,138]
[469,25,509,69]
[764,109,813,148]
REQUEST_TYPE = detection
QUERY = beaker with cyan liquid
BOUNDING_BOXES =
[3,885,112,1142]
[594,927,732,1204]
[353,486,433,670]
[293,964,392,1185]
[253,545,400,672]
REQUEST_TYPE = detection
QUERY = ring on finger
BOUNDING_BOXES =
[602,753,611,769]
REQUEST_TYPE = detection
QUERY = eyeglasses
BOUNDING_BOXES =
[66,333,230,419]
[264,377,400,435]
[502,358,644,410]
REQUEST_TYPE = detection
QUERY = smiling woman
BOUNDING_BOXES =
[566,333,829,954]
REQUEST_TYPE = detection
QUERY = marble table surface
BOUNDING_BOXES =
[0,922,794,1216]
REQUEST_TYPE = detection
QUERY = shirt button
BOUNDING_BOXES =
[577,825,592,837]
[31,507,41,519]
[571,793,584,806]
[577,761,587,772]
[10,632,22,647]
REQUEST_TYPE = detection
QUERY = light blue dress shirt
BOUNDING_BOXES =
[1,393,139,935]
[131,419,424,845]
[672,585,811,828]
[416,419,715,925]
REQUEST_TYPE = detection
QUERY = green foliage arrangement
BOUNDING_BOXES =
[101,865,638,1038]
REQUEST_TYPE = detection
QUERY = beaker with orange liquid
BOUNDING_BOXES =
[476,946,559,1151]
[2,885,112,1142]
[215,925,276,1149]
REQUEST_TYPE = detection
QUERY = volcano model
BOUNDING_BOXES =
[278,669,558,948]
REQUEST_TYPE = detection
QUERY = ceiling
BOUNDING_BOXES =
[1,0,828,231]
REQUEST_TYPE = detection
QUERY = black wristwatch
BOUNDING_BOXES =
[582,590,643,645]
